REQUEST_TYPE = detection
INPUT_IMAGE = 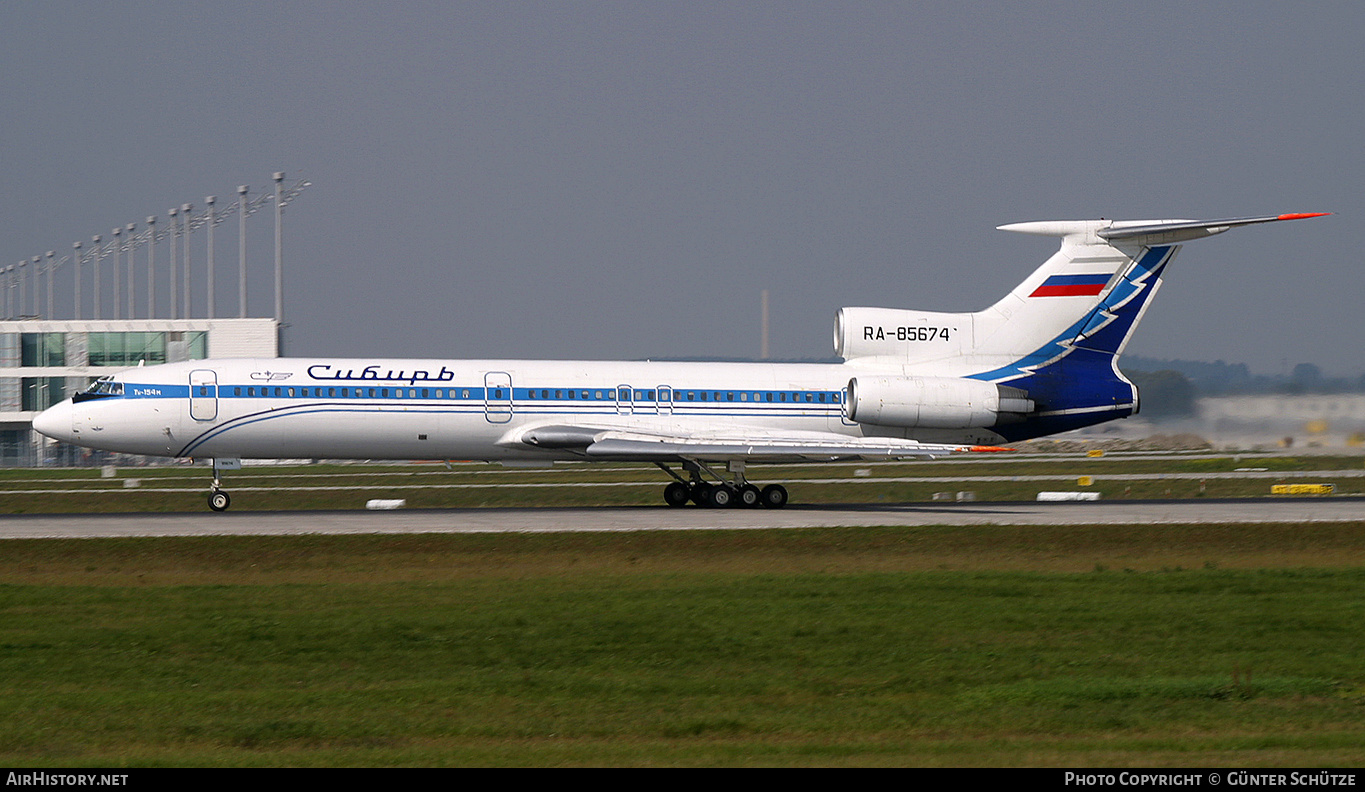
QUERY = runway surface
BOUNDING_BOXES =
[2,497,1363,539]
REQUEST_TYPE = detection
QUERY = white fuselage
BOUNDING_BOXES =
[40,357,939,461]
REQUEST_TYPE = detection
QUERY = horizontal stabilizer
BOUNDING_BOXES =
[997,213,1329,246]
[1096,213,1330,245]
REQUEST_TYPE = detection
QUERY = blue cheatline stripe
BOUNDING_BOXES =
[126,385,191,399]
[176,402,845,456]
[127,382,846,406]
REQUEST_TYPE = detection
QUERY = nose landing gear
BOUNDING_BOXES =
[209,489,231,512]
[206,458,241,512]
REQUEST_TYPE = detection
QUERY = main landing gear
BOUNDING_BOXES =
[656,461,789,509]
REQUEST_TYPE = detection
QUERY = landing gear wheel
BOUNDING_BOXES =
[708,485,736,508]
[663,482,691,507]
[690,483,714,507]
[738,484,761,508]
[759,484,788,509]
[208,490,231,512]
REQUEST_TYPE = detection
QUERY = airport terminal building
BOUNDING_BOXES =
[0,318,277,465]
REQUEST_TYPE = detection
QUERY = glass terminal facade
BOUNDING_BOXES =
[0,319,276,466]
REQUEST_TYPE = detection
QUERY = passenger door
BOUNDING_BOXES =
[484,371,512,423]
[189,369,218,422]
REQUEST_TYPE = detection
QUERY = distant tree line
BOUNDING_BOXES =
[1124,369,1197,418]
[1121,356,1365,419]
[1124,356,1365,396]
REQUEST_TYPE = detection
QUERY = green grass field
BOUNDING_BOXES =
[2,524,1364,766]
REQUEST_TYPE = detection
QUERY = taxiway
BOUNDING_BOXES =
[1,497,1362,540]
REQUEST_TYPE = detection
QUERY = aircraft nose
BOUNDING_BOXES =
[32,400,72,442]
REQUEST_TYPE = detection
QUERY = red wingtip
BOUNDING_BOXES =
[1277,212,1332,221]
[968,445,1014,453]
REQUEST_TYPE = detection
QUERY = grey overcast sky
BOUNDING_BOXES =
[1,2,1360,374]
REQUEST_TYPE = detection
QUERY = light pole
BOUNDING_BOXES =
[146,217,156,318]
[125,223,136,318]
[17,260,27,319]
[181,203,192,319]
[72,242,82,320]
[206,196,216,319]
[111,228,121,319]
[273,172,284,351]
[238,185,248,318]
[29,257,40,317]
[91,235,102,320]
[167,209,177,319]
[45,251,55,320]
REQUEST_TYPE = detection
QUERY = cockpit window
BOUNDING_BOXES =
[73,377,124,403]
[83,378,124,396]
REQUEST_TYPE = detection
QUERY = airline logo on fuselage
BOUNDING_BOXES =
[307,364,457,386]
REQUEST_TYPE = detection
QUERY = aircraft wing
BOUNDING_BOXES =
[502,424,1008,462]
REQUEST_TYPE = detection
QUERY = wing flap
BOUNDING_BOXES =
[584,434,1003,462]
[501,422,1010,461]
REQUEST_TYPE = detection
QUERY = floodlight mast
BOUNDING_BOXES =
[238,185,248,318]
[168,208,178,319]
[111,228,122,320]
[274,172,284,351]
[45,251,55,320]
[206,196,216,319]
[91,235,102,320]
[125,223,135,319]
[15,172,309,322]
[181,203,192,319]
[30,256,40,316]
[72,242,82,320]
[146,217,156,318]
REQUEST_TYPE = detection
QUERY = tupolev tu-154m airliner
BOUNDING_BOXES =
[33,212,1328,511]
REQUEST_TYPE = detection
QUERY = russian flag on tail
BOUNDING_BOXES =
[1030,273,1110,297]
